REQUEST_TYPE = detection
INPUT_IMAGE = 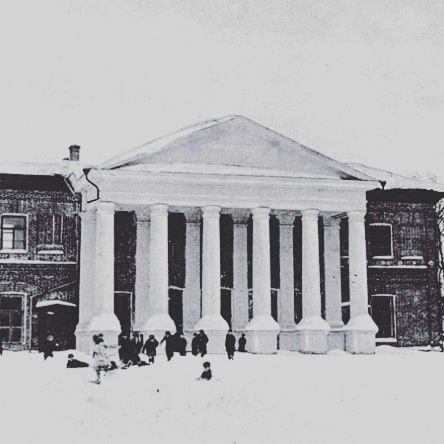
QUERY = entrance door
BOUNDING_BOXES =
[114,291,132,336]
[168,288,183,333]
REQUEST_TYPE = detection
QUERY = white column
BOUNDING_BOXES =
[245,207,280,353]
[194,205,228,353]
[345,210,378,353]
[88,201,121,355]
[134,209,150,332]
[324,217,345,351]
[276,211,297,350]
[232,210,249,333]
[75,209,96,353]
[143,204,176,336]
[295,209,329,353]
[183,208,201,335]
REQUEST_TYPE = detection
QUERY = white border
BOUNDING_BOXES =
[0,291,26,345]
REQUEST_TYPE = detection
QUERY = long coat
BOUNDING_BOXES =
[142,338,159,357]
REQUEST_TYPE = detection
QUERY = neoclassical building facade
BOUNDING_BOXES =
[73,116,381,355]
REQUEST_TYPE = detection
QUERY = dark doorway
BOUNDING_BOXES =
[114,291,132,336]
[36,304,77,350]
[169,288,183,333]
[221,288,232,327]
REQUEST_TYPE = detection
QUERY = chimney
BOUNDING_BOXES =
[69,145,80,161]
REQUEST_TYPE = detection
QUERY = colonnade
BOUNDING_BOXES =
[75,201,377,355]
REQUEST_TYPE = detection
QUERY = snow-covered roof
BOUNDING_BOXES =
[0,160,86,181]
[347,163,444,192]
[98,115,376,182]
[36,300,76,308]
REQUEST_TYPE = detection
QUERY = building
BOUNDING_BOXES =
[0,147,82,350]
[2,117,443,353]
[69,115,390,355]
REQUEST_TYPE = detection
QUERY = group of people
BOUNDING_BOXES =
[63,329,248,384]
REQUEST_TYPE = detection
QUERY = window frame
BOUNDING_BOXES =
[368,223,393,259]
[370,294,397,342]
[0,213,28,253]
[0,292,26,345]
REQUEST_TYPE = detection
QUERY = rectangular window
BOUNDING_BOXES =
[1,215,27,250]
[0,294,24,343]
[53,214,63,245]
[368,223,392,258]
[371,295,396,340]
[400,226,424,258]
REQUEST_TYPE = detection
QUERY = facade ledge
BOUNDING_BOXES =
[368,265,427,269]
[0,259,77,265]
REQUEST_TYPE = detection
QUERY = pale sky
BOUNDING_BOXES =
[1,0,443,179]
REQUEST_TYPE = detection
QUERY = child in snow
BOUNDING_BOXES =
[142,334,159,364]
[198,361,212,381]
[66,353,89,368]
[92,334,110,384]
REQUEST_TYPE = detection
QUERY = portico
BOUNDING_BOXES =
[74,116,379,354]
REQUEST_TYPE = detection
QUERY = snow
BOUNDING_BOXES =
[1,347,444,444]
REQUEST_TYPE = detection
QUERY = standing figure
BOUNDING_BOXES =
[43,334,55,360]
[118,334,132,365]
[142,334,159,364]
[178,334,187,356]
[160,331,175,361]
[197,330,209,357]
[0,336,3,356]
[191,333,199,356]
[225,329,236,360]
[198,361,212,381]
[238,333,247,352]
[92,334,110,384]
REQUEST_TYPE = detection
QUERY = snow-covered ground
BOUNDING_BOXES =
[1,347,444,444]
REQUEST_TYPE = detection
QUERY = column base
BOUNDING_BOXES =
[345,315,378,354]
[194,314,229,354]
[327,327,345,351]
[279,326,297,351]
[245,315,280,354]
[75,323,93,354]
[87,313,122,359]
[294,317,330,354]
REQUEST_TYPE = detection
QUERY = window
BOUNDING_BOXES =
[400,226,424,258]
[0,293,24,343]
[368,223,392,257]
[371,295,396,340]
[1,215,27,250]
[52,214,63,245]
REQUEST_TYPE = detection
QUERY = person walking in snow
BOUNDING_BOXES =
[92,334,110,384]
[178,334,187,356]
[142,334,159,364]
[197,330,209,357]
[225,329,236,360]
[191,333,199,356]
[198,361,212,381]
[43,334,55,360]
[238,333,247,352]
[160,331,175,361]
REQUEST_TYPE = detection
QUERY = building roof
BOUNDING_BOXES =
[98,115,376,181]
[0,160,85,180]
[347,163,444,192]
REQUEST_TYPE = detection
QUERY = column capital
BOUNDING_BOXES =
[301,209,319,220]
[347,210,366,224]
[150,203,169,217]
[202,205,221,219]
[183,208,201,223]
[231,208,249,224]
[135,208,151,222]
[251,207,270,219]
[323,217,341,228]
[95,201,115,215]
[276,211,295,226]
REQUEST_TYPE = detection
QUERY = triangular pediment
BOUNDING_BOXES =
[100,116,374,181]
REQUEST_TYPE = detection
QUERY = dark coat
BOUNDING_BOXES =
[198,333,209,355]
[67,358,89,368]
[161,334,175,357]
[200,369,212,380]
[238,336,247,352]
[225,333,236,353]
[142,338,159,356]
[191,336,199,356]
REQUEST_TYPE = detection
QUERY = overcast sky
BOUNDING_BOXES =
[1,0,443,179]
